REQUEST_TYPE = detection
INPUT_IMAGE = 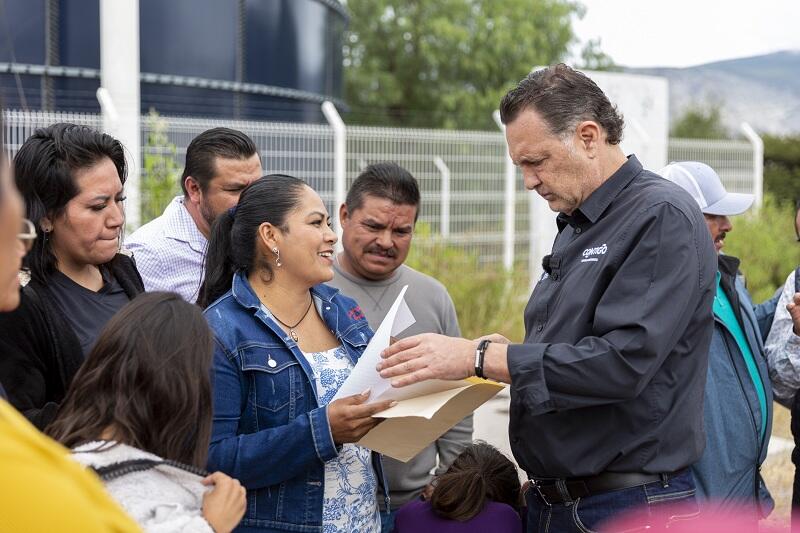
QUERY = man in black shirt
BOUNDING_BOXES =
[379,64,716,531]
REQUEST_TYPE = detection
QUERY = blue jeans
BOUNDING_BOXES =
[381,509,396,532]
[524,470,699,532]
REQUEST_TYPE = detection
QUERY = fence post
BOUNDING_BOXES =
[740,122,764,209]
[322,101,346,250]
[99,0,141,230]
[493,111,515,271]
[433,156,450,238]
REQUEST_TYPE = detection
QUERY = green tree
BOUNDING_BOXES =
[763,134,800,206]
[670,104,729,139]
[343,0,583,130]
[577,37,618,72]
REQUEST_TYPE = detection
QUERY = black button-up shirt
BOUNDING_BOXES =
[507,155,716,478]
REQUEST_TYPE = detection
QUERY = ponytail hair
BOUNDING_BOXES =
[430,441,521,522]
[198,174,307,308]
[199,209,236,308]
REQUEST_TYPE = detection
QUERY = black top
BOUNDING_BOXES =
[0,254,144,429]
[506,156,716,478]
[50,268,130,357]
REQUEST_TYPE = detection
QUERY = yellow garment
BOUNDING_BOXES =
[0,399,141,533]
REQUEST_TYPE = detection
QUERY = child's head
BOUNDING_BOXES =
[431,441,521,521]
[47,292,214,468]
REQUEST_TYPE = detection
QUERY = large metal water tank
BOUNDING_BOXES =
[0,0,346,121]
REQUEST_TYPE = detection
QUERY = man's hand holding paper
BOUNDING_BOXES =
[378,332,514,386]
[376,333,476,387]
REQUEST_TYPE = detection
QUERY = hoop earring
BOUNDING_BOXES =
[272,247,282,268]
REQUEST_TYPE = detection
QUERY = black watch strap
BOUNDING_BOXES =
[475,339,492,379]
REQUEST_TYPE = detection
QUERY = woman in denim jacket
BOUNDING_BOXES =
[198,175,395,533]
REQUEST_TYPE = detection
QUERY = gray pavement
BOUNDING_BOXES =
[473,386,527,480]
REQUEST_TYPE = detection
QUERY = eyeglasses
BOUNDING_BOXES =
[18,218,37,252]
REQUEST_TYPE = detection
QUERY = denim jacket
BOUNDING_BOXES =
[691,255,774,518]
[204,271,389,532]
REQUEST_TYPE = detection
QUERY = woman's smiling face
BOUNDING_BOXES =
[266,185,338,287]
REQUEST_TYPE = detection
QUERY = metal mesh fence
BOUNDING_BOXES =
[140,113,337,228]
[346,125,529,266]
[2,110,759,276]
[668,138,756,195]
[2,109,102,155]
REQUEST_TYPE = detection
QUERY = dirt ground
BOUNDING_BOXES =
[763,403,793,529]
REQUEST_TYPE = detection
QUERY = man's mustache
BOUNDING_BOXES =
[365,246,397,257]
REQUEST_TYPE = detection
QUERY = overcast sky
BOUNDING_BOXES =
[572,0,800,68]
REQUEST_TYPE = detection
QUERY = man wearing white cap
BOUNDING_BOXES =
[660,161,774,520]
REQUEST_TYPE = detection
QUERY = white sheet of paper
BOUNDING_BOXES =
[332,285,415,401]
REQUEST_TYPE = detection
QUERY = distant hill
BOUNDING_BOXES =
[627,51,800,135]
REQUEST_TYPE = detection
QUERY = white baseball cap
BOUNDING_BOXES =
[659,161,754,216]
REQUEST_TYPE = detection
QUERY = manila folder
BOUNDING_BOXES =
[357,379,504,462]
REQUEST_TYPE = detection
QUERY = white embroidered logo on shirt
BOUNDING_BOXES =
[581,243,608,263]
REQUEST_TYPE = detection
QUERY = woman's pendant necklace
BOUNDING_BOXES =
[269,297,314,343]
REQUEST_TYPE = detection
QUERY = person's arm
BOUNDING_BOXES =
[206,339,340,490]
[382,203,712,416]
[765,271,800,408]
[207,338,392,490]
[789,292,800,332]
[0,290,61,429]
[506,204,710,414]
[754,289,781,342]
[379,334,511,384]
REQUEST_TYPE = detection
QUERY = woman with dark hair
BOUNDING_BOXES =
[199,174,395,533]
[0,122,144,429]
[0,113,141,530]
[48,292,246,533]
[394,442,523,532]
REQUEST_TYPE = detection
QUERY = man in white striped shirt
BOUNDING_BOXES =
[126,128,261,303]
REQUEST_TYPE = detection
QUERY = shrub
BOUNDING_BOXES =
[763,134,800,207]
[724,195,800,303]
[407,224,527,340]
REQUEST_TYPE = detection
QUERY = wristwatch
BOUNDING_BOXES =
[474,339,492,379]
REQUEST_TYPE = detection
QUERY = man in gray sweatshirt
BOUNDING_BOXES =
[329,162,472,532]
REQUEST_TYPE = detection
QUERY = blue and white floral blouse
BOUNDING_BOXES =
[301,345,381,533]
